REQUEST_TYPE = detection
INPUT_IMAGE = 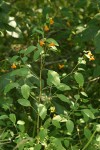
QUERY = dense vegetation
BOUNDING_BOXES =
[0,0,100,149]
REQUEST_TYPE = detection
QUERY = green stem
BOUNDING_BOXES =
[37,55,43,136]
[82,130,96,150]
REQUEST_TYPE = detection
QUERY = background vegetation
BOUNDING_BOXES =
[0,0,100,149]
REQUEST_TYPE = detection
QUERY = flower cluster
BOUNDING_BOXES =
[87,51,95,61]
[43,18,54,32]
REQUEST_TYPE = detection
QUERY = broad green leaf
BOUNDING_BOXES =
[57,83,71,91]
[0,115,8,120]
[84,127,92,139]
[24,45,36,56]
[4,82,19,94]
[74,72,84,86]
[38,104,47,120]
[66,120,74,133]
[9,113,16,124]
[10,68,29,76]
[52,119,61,128]
[47,70,60,86]
[82,109,95,119]
[50,137,66,150]
[74,94,80,100]
[21,84,30,99]
[33,44,43,61]
[64,140,69,148]
[57,94,70,104]
[43,118,51,128]
[46,38,59,46]
[21,56,28,63]
[17,99,31,107]
[10,56,19,63]
[39,128,48,142]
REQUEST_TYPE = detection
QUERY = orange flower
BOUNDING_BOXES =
[49,42,55,47]
[58,64,64,69]
[11,63,17,69]
[39,40,45,46]
[44,25,49,31]
[89,56,95,61]
[50,18,54,25]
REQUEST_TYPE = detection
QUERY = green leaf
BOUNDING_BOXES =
[94,30,100,54]
[4,82,19,94]
[9,113,16,124]
[80,92,88,97]
[0,115,8,120]
[84,127,92,139]
[34,144,41,150]
[66,120,74,133]
[96,124,100,132]
[57,94,70,104]
[94,13,100,21]
[57,83,71,91]
[50,137,66,150]
[33,44,43,61]
[38,104,47,120]
[10,56,19,63]
[52,115,61,128]
[17,99,31,107]
[39,128,47,142]
[33,28,44,35]
[46,38,59,46]
[17,120,25,125]
[24,45,36,56]
[64,140,69,148]
[74,72,84,86]
[21,56,28,63]
[47,70,60,86]
[82,109,95,119]
[21,84,30,99]
[93,65,100,77]
[10,68,29,76]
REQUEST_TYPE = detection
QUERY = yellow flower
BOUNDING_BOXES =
[89,56,95,61]
[58,64,64,69]
[11,63,17,69]
[87,51,92,57]
[48,42,55,47]
[44,25,49,31]
[50,107,56,113]
[39,40,45,46]
[50,18,54,25]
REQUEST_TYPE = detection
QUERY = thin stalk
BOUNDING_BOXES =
[37,55,43,136]
[82,130,96,150]
[61,63,79,81]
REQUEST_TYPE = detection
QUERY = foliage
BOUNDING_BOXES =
[0,0,100,150]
